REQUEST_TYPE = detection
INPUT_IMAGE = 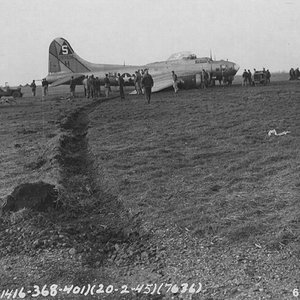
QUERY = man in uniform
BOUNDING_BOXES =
[87,76,93,98]
[134,71,141,94]
[295,68,300,80]
[266,69,271,84]
[247,70,252,86]
[141,69,154,104]
[70,76,76,98]
[262,68,267,85]
[242,69,248,86]
[104,74,111,98]
[95,77,101,97]
[200,70,204,89]
[172,71,179,94]
[82,76,88,97]
[136,70,142,94]
[118,73,125,100]
[90,75,96,98]
[30,80,36,96]
[203,70,209,88]
[42,78,49,96]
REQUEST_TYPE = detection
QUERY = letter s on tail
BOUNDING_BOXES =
[48,37,90,74]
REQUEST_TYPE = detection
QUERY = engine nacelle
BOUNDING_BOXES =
[178,74,202,89]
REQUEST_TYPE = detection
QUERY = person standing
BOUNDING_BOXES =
[136,70,142,94]
[289,68,295,80]
[132,73,137,93]
[203,70,209,88]
[172,71,179,94]
[30,80,36,96]
[262,68,267,85]
[82,76,88,98]
[242,69,248,86]
[104,74,111,98]
[253,68,257,86]
[295,68,300,80]
[70,76,76,98]
[118,73,125,100]
[200,70,204,89]
[87,76,93,98]
[42,78,49,96]
[266,69,271,84]
[90,75,95,98]
[141,69,154,104]
[140,69,145,94]
[247,69,252,86]
[95,77,101,97]
[134,71,141,94]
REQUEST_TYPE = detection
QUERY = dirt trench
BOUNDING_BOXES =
[1,98,135,254]
[54,101,166,299]
[0,98,168,300]
[56,99,135,234]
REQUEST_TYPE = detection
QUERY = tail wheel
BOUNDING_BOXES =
[12,91,21,97]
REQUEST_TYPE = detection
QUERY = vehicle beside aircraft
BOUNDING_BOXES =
[46,37,239,92]
[0,86,23,98]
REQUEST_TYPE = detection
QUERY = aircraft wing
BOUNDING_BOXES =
[150,69,201,92]
[50,74,84,87]
[130,69,198,94]
[152,78,174,93]
[130,72,173,94]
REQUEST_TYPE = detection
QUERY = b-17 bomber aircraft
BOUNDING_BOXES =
[46,37,240,92]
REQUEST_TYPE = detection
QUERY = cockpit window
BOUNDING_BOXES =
[167,52,197,61]
[186,54,197,60]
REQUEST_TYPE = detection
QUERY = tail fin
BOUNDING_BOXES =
[48,37,91,74]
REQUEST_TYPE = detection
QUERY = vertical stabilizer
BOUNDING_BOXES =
[48,37,91,74]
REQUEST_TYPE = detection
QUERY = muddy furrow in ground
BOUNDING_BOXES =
[56,98,136,234]
[56,101,167,299]
[1,98,113,213]
[1,98,133,257]
[0,98,167,299]
[58,97,119,193]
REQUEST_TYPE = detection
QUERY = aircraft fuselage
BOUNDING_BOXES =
[46,37,239,90]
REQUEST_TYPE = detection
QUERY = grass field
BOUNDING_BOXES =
[89,81,299,245]
[0,80,300,299]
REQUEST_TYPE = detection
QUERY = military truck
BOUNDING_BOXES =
[0,86,23,98]
[253,71,267,85]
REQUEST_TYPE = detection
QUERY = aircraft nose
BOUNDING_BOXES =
[233,63,240,72]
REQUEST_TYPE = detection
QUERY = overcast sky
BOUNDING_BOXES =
[1,0,299,85]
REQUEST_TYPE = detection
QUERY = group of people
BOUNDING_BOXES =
[289,68,300,80]
[132,70,143,95]
[242,68,271,86]
[118,69,154,103]
[79,69,182,103]
[82,75,101,98]
[242,69,253,86]
[69,69,155,103]
[30,78,49,97]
